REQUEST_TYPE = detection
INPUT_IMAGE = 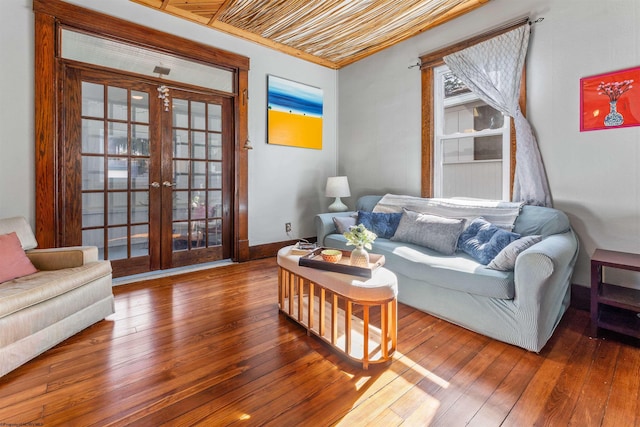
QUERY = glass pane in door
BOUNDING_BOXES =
[171,97,224,252]
[81,82,151,260]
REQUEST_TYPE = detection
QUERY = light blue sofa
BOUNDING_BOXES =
[315,195,579,352]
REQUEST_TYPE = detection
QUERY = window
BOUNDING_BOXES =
[419,23,524,200]
[433,65,511,200]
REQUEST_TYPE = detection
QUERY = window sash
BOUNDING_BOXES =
[433,65,511,199]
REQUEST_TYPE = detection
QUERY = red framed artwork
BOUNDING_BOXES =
[580,66,639,131]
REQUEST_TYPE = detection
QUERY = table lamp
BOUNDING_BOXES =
[325,176,351,212]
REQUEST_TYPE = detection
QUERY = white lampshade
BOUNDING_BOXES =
[325,176,351,212]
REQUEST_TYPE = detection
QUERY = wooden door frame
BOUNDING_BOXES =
[33,0,251,262]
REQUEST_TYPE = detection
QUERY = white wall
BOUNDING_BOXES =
[0,0,338,246]
[0,1,34,222]
[4,0,640,285]
[338,0,640,288]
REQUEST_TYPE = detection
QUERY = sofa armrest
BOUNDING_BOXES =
[26,246,99,270]
[315,211,356,247]
[513,231,578,346]
[514,231,578,299]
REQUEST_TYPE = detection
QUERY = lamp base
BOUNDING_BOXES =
[328,197,348,212]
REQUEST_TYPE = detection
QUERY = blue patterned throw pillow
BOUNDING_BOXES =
[357,211,402,239]
[458,217,521,265]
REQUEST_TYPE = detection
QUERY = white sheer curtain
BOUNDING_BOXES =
[443,24,552,207]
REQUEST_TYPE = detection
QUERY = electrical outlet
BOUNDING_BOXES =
[285,222,292,233]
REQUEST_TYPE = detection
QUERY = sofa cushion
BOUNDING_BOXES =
[324,235,515,299]
[356,195,384,212]
[0,233,38,284]
[513,205,571,236]
[0,261,112,319]
[391,210,466,255]
[458,217,521,265]
[357,211,402,239]
[487,235,543,271]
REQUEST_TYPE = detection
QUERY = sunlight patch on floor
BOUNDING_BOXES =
[401,353,450,389]
[335,351,447,424]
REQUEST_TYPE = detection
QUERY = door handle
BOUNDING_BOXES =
[163,181,177,187]
[150,182,160,188]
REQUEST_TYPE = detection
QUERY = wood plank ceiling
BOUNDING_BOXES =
[130,0,491,69]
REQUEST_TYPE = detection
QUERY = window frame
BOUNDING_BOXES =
[419,22,526,198]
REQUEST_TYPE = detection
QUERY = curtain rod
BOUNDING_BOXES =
[462,15,541,41]
[486,16,530,35]
[416,16,543,69]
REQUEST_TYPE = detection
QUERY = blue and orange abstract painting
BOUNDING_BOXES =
[267,75,323,149]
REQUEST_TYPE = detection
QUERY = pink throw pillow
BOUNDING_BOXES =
[0,232,38,283]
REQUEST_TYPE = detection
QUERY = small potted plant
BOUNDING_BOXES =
[343,224,377,267]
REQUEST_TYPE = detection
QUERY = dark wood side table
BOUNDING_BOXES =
[591,249,640,338]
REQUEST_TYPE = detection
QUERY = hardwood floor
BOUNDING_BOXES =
[1,258,639,426]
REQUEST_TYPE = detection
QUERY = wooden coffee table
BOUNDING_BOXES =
[277,246,398,369]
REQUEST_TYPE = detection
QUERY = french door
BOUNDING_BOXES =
[62,67,233,276]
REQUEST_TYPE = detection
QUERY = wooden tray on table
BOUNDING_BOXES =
[298,247,385,278]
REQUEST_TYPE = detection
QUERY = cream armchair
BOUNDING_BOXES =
[0,217,114,377]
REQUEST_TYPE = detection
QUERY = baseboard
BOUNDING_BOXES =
[249,237,317,260]
[571,283,590,312]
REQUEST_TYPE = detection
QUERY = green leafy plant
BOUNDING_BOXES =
[343,224,377,250]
